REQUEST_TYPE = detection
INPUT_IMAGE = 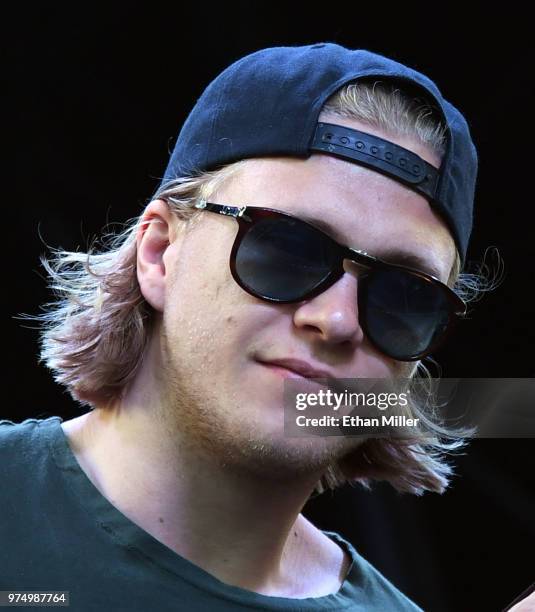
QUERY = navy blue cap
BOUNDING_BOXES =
[161,43,478,264]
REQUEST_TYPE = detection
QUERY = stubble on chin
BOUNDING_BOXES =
[157,328,366,484]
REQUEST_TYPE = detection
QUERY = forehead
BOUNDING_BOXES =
[213,139,456,282]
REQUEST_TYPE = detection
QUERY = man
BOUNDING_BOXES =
[1,43,484,610]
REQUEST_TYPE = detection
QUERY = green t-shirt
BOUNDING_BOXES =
[0,417,423,611]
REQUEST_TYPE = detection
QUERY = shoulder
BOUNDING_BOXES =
[0,417,40,447]
[0,416,61,441]
[0,416,63,469]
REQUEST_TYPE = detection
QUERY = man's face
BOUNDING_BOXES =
[152,121,455,481]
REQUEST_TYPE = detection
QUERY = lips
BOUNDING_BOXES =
[256,358,334,379]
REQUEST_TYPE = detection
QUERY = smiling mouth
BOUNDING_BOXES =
[256,359,334,380]
[259,362,309,379]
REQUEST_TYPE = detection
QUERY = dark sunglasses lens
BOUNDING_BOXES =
[362,268,453,360]
[235,216,336,301]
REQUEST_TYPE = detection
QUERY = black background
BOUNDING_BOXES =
[9,6,535,611]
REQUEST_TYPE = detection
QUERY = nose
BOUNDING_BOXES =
[292,265,365,346]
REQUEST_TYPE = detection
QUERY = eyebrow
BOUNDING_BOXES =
[299,213,444,280]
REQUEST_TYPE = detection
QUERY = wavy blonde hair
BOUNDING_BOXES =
[27,80,498,496]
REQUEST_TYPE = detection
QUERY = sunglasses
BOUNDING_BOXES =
[190,199,466,362]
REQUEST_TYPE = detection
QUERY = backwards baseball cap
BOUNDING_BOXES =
[161,42,478,264]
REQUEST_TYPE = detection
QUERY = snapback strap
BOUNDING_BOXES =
[310,122,440,201]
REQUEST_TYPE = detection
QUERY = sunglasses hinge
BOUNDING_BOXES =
[195,200,247,219]
[347,246,379,265]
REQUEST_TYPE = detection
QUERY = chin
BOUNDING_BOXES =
[214,427,355,481]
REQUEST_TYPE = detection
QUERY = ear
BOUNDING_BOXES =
[136,199,182,312]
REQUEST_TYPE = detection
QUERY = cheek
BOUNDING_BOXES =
[163,244,257,359]
[164,227,232,310]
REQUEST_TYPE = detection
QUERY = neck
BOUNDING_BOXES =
[61,378,345,596]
